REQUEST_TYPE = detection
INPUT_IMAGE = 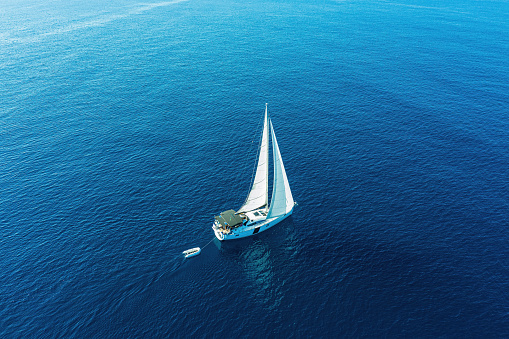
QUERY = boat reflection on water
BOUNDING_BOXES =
[217,217,299,310]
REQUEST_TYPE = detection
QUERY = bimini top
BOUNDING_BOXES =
[215,209,243,227]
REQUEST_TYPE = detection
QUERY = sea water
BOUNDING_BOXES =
[1,0,508,336]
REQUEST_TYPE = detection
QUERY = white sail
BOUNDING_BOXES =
[266,120,294,218]
[237,105,270,213]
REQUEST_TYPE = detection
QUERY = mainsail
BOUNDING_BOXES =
[237,105,270,213]
[266,120,294,218]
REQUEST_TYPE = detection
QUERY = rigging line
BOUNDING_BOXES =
[201,237,216,250]
[242,113,264,206]
[240,110,265,207]
[226,108,264,209]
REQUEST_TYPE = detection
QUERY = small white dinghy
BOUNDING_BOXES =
[182,247,201,258]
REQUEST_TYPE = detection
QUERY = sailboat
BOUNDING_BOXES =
[212,104,295,241]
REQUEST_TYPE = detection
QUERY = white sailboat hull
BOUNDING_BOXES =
[213,208,293,241]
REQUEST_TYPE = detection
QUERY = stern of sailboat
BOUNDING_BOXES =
[212,209,247,240]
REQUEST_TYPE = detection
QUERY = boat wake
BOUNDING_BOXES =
[157,254,186,281]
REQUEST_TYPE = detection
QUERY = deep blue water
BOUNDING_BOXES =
[1,0,509,337]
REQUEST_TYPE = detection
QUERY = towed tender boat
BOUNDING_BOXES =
[183,247,201,258]
[212,104,296,241]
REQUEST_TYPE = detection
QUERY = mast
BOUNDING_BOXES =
[237,104,270,213]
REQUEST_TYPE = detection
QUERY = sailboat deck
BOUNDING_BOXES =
[214,209,244,228]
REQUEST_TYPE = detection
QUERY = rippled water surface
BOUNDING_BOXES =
[1,0,509,336]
